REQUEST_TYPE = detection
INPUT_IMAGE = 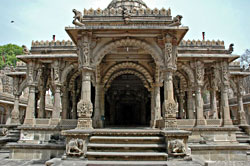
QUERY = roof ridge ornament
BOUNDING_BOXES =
[72,9,84,26]
[169,15,183,27]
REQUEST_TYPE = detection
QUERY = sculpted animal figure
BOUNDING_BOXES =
[169,15,183,27]
[22,45,30,55]
[73,9,83,23]
[168,140,186,154]
[66,138,84,156]
[227,43,234,54]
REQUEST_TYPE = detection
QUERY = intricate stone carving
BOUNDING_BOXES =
[164,102,178,118]
[221,62,229,86]
[227,43,234,54]
[169,15,183,27]
[123,7,131,23]
[78,36,90,67]
[22,45,30,55]
[195,61,204,86]
[72,9,84,26]
[1,128,8,136]
[165,43,172,64]
[66,138,84,156]
[168,139,186,155]
[77,100,93,118]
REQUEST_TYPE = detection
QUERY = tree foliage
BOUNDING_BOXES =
[0,44,23,69]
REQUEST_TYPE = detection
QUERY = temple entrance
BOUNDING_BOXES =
[105,74,151,127]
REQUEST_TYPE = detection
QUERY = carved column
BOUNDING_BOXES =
[100,84,105,126]
[210,66,220,119]
[179,90,185,119]
[210,88,218,119]
[76,34,93,129]
[93,83,102,128]
[24,62,36,125]
[236,77,247,125]
[38,67,48,119]
[162,39,178,130]
[194,61,206,126]
[38,88,46,118]
[10,76,22,125]
[150,87,156,128]
[221,61,233,126]
[187,89,194,119]
[72,90,77,119]
[51,61,62,125]
[62,86,69,119]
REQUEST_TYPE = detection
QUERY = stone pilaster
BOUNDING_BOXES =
[221,62,233,126]
[187,89,194,119]
[150,88,156,128]
[72,90,77,119]
[236,77,247,125]
[194,61,206,126]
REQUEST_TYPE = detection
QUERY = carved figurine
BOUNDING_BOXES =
[22,45,30,55]
[227,43,234,54]
[168,139,186,155]
[1,128,8,136]
[123,7,131,23]
[165,43,172,64]
[77,100,93,118]
[169,15,183,27]
[66,138,84,156]
[72,9,84,26]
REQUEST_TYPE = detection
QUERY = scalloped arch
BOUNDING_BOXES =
[93,39,163,66]
[105,69,151,91]
[102,62,153,86]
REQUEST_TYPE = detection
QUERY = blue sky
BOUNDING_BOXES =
[0,0,249,55]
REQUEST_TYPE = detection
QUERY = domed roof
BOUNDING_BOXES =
[107,0,148,10]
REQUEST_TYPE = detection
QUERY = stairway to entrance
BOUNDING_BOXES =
[86,129,168,161]
[236,128,250,144]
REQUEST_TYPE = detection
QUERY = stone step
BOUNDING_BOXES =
[90,136,164,144]
[86,151,168,161]
[88,143,165,152]
[237,138,250,143]
[236,135,250,139]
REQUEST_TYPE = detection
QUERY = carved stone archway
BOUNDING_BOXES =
[102,62,153,86]
[93,38,163,66]
[105,69,151,91]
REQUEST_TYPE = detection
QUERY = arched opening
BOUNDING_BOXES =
[105,74,151,127]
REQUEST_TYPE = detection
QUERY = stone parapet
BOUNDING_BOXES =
[84,7,171,17]
[180,40,225,48]
[31,40,75,48]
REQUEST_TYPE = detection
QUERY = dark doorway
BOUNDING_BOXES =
[105,74,150,127]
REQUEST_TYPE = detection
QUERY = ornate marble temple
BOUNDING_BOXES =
[1,0,250,165]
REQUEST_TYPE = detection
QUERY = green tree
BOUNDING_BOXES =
[0,44,23,69]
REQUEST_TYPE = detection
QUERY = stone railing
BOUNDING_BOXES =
[31,40,75,47]
[180,40,225,47]
[84,7,171,17]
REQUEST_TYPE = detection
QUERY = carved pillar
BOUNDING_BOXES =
[210,88,218,119]
[72,90,77,119]
[100,84,105,126]
[10,76,22,125]
[187,89,194,119]
[24,62,36,125]
[162,39,178,130]
[221,62,233,126]
[38,88,46,118]
[62,86,69,119]
[76,33,94,129]
[51,61,62,125]
[150,87,155,128]
[236,77,247,125]
[93,83,102,128]
[179,90,185,119]
[194,61,206,126]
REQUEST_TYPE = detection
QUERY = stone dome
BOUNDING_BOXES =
[107,0,148,10]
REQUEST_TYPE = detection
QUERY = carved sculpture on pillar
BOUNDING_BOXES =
[77,99,93,129]
[78,35,91,68]
[236,77,247,125]
[221,62,233,126]
[194,61,206,126]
